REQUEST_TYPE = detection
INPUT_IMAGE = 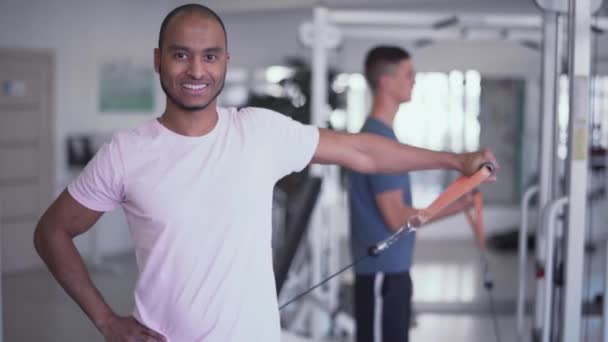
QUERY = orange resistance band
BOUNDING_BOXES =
[465,191,485,249]
[417,165,492,248]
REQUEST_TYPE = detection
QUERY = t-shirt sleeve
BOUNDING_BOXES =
[247,107,320,179]
[368,173,407,195]
[67,136,125,212]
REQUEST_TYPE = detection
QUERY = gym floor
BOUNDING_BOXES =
[5,239,605,341]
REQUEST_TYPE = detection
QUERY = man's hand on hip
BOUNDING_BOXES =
[100,314,167,342]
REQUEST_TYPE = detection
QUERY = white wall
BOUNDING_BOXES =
[0,0,546,265]
[336,39,541,77]
[0,0,172,261]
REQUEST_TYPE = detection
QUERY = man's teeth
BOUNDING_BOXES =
[183,84,207,90]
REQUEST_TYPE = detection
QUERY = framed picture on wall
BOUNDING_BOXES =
[98,58,155,112]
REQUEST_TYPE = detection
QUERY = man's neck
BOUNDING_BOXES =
[369,94,400,128]
[159,101,219,137]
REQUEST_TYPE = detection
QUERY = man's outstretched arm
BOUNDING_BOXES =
[311,128,498,177]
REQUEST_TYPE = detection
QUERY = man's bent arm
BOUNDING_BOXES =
[33,190,115,333]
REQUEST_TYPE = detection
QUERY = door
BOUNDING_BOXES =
[0,49,54,273]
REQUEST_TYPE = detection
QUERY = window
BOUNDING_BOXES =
[339,70,482,207]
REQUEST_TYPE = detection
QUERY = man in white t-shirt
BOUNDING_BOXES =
[33,4,498,342]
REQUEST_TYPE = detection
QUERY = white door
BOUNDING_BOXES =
[0,49,54,273]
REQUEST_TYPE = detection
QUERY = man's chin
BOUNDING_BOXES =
[181,104,210,112]
[173,100,212,112]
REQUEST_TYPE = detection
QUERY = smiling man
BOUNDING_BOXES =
[156,8,227,112]
[34,4,498,342]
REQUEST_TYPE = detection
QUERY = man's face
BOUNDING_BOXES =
[154,13,229,111]
[386,59,415,103]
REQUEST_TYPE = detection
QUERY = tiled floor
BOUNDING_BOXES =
[3,255,137,342]
[3,238,606,341]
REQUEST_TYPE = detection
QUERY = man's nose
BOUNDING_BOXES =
[187,58,206,79]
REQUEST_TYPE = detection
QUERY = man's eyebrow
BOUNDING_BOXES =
[166,45,224,54]
[203,47,224,54]
[167,44,191,51]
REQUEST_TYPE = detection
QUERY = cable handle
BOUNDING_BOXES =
[368,221,416,257]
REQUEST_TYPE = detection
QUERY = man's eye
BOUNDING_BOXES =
[175,52,188,59]
[205,54,218,62]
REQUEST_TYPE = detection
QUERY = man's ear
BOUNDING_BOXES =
[377,74,389,91]
[154,48,160,73]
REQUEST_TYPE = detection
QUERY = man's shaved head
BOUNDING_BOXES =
[158,4,227,50]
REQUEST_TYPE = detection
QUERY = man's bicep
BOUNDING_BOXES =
[311,129,370,170]
[38,190,104,238]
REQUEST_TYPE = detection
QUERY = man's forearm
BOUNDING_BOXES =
[357,133,462,174]
[34,229,115,332]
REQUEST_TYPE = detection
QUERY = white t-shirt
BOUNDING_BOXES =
[68,107,320,341]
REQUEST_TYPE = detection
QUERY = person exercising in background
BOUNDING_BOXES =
[349,46,477,342]
[34,5,498,342]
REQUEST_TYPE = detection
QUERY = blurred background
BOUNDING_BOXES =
[2,0,608,341]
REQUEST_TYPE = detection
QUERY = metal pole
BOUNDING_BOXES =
[603,239,608,342]
[534,11,561,339]
[541,196,569,342]
[517,185,539,341]
[308,6,330,338]
[0,201,3,342]
[311,6,329,129]
[561,0,592,341]
[551,14,564,199]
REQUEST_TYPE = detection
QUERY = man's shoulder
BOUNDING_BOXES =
[103,119,160,157]
[111,119,157,142]
[226,106,300,131]
[230,106,282,119]
[361,118,393,137]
